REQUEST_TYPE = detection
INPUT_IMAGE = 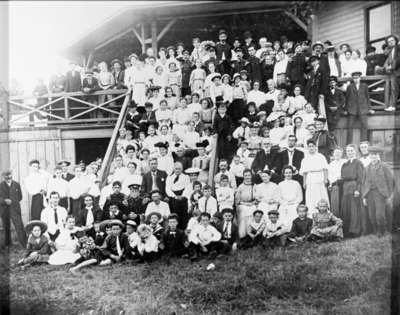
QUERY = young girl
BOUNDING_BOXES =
[231,73,248,124]
[240,210,266,249]
[166,61,182,98]
[69,230,100,274]
[247,123,262,151]
[297,103,317,128]
[209,74,224,106]
[291,116,310,150]
[157,124,173,147]
[204,62,219,97]
[172,98,192,139]
[136,224,160,262]
[310,199,343,241]
[142,123,160,155]
[155,99,173,127]
[147,212,164,241]
[199,98,214,129]
[152,65,167,95]
[239,70,251,92]
[269,118,287,147]
[221,74,233,104]
[17,220,51,268]
[189,59,206,96]
[190,181,203,213]
[138,148,151,175]
[216,174,235,210]
[230,155,246,186]
[245,102,258,124]
[164,86,179,110]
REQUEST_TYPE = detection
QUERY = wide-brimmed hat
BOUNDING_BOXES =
[239,117,250,124]
[312,41,324,50]
[57,160,71,166]
[109,219,124,229]
[126,220,137,227]
[25,220,47,234]
[146,211,162,222]
[111,59,123,66]
[185,167,201,175]
[99,219,112,230]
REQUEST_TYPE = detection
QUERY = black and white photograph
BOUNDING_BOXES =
[0,1,399,314]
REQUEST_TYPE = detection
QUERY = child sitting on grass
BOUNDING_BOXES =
[262,210,290,249]
[218,208,239,254]
[186,208,201,237]
[190,181,203,213]
[241,210,266,249]
[98,220,129,266]
[309,199,343,242]
[159,214,189,259]
[188,212,223,261]
[136,224,160,263]
[69,230,100,274]
[17,220,51,269]
[147,212,164,241]
[287,204,313,243]
[125,220,140,260]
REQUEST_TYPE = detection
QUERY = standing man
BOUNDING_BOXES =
[304,55,329,112]
[362,146,395,235]
[324,76,345,131]
[344,71,374,143]
[246,45,262,84]
[40,191,68,241]
[24,159,49,220]
[58,160,74,182]
[215,29,232,76]
[180,50,193,97]
[0,171,26,247]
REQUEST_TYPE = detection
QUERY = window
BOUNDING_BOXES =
[366,3,392,52]
[369,129,400,165]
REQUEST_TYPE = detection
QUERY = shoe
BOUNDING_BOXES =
[384,107,395,112]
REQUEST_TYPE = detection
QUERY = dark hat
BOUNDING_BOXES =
[351,71,362,77]
[29,159,40,166]
[312,41,324,50]
[267,210,279,216]
[168,213,179,221]
[109,219,124,228]
[138,54,147,62]
[129,100,138,107]
[147,211,162,221]
[339,43,350,50]
[58,160,71,166]
[234,47,243,53]
[128,183,141,190]
[253,209,264,216]
[243,30,252,38]
[154,142,169,149]
[219,29,227,35]
[195,140,209,148]
[329,76,338,82]
[309,55,320,63]
[25,220,47,234]
[368,146,383,154]
[111,59,122,66]
[221,208,234,215]
[314,116,327,123]
[324,40,333,46]
[126,220,137,227]
[212,212,223,220]
[182,49,190,55]
[366,46,376,54]
[326,45,335,52]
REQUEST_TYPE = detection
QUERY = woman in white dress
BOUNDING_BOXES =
[278,166,303,225]
[221,74,233,104]
[299,139,329,215]
[130,56,150,108]
[291,116,311,150]
[254,170,280,212]
[247,81,266,109]
[235,169,257,238]
[48,216,81,265]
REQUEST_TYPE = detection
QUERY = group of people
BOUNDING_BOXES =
[2,30,398,271]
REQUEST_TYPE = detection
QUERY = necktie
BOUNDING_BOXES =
[205,198,208,212]
[174,174,180,184]
[116,236,122,256]
[54,208,58,225]
[199,159,203,169]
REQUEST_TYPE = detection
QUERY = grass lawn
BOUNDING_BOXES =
[2,234,394,315]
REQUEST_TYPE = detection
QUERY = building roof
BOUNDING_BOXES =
[61,1,288,60]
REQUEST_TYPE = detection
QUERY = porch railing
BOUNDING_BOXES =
[338,74,400,111]
[7,89,129,128]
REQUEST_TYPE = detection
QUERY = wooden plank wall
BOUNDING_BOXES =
[314,1,385,56]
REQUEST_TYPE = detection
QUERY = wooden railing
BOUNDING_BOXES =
[7,89,129,128]
[208,135,219,189]
[338,74,400,111]
[98,90,132,188]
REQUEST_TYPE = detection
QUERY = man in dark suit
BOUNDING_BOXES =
[215,29,232,75]
[65,62,82,92]
[0,170,26,247]
[286,43,307,89]
[274,135,304,185]
[141,157,168,203]
[212,102,235,162]
[139,102,157,133]
[324,45,341,78]
[251,138,279,184]
[125,102,141,137]
[217,208,239,253]
[58,160,74,182]
[82,71,100,106]
[325,76,345,131]
[230,47,250,77]
[304,55,329,111]
[246,45,262,84]
[344,71,374,143]
[111,59,126,90]
[242,30,256,59]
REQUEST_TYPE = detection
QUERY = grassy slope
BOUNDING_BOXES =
[5,235,393,315]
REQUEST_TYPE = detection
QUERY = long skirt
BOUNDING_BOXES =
[48,250,81,265]
[31,193,44,220]
[229,99,246,127]
[341,193,365,236]
[237,204,257,238]
[329,184,341,218]
[169,196,189,229]
[132,83,147,107]
[305,182,329,215]
[71,198,83,218]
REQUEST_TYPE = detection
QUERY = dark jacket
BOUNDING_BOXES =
[362,161,395,199]
[217,221,239,245]
[25,234,51,257]
[101,233,129,257]
[0,180,22,213]
[82,77,100,93]
[215,42,232,61]
[141,170,168,197]
[304,65,329,107]
[113,70,126,89]
[325,87,345,112]
[103,192,128,214]
[274,149,304,175]
[65,71,82,92]
[212,113,233,138]
[160,227,186,252]
[251,150,278,174]
[247,56,262,83]
[286,53,307,85]
[230,59,250,77]
[77,206,102,227]
[313,130,337,162]
[384,45,400,72]
[345,82,371,115]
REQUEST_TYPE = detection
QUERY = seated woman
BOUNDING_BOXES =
[291,116,310,150]
[310,199,343,241]
[254,170,280,213]
[247,81,266,110]
[199,98,214,129]
[164,86,179,110]
[155,99,173,127]
[235,169,257,239]
[295,103,317,129]
[288,84,307,116]
[267,92,289,123]
[48,215,81,265]
[269,116,288,148]
[17,220,51,268]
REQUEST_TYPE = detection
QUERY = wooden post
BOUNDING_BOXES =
[151,20,158,53]
[64,96,69,119]
[141,23,146,53]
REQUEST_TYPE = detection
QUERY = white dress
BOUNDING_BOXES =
[48,227,81,265]
[278,180,303,225]
[299,152,329,215]
[131,68,149,107]
[254,182,280,212]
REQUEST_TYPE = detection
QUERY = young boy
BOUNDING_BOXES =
[102,181,128,216]
[99,219,129,266]
[147,212,164,240]
[245,102,258,123]
[287,204,313,243]
[159,214,188,259]
[215,175,235,210]
[241,210,267,249]
[186,208,201,236]
[190,181,203,213]
[93,221,107,246]
[217,208,239,253]
[232,117,250,141]
[102,202,124,221]
[310,199,343,242]
[188,212,222,260]
[125,220,140,259]
[236,141,251,168]
[262,210,290,248]
[126,184,145,225]
[229,155,245,186]
[198,185,218,216]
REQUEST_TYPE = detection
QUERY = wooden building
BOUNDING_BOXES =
[1,1,399,223]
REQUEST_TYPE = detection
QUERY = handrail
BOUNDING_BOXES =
[208,135,219,190]
[98,89,131,188]
[9,89,128,101]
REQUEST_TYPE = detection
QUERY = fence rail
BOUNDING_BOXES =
[7,89,130,128]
